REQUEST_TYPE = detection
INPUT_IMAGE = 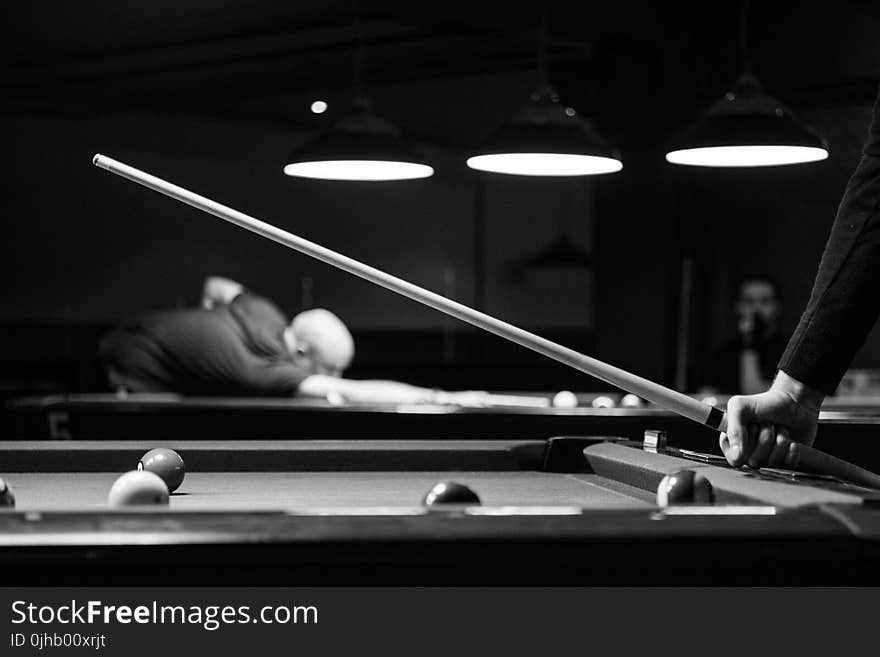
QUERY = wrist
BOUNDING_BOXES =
[772,371,825,412]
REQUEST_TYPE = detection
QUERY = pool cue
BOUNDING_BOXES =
[92,154,880,490]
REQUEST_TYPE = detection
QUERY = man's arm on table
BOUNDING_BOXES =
[723,88,880,467]
[298,374,488,405]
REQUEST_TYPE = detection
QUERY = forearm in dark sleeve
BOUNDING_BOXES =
[778,92,880,393]
[239,362,309,396]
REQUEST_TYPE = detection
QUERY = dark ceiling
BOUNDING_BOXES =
[3,1,879,133]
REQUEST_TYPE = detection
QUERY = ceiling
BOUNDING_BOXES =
[2,1,878,132]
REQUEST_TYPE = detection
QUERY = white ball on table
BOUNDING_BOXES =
[107,471,170,507]
[552,390,579,408]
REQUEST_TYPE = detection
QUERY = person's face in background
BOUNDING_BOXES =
[284,309,355,378]
[736,280,781,337]
[294,341,348,378]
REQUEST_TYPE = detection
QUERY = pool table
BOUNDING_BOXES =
[6,392,880,471]
[2,437,880,585]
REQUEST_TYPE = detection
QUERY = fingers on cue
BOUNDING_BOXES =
[748,424,776,468]
[724,396,758,467]
[720,427,755,467]
[781,427,801,469]
[723,396,751,466]
[767,427,793,468]
[719,432,745,467]
[730,424,759,468]
[719,432,733,466]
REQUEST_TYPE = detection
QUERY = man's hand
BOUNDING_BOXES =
[202,276,244,309]
[721,371,824,468]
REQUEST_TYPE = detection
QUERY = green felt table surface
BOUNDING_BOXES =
[3,471,655,511]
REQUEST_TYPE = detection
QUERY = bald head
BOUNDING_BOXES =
[285,308,354,377]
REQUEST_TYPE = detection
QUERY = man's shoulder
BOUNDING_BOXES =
[123,308,236,347]
[227,293,290,359]
[230,292,288,322]
[140,306,224,326]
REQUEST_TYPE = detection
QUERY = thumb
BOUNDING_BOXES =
[724,396,756,465]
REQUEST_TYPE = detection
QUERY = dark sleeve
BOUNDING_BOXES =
[778,87,880,394]
[99,324,175,391]
[102,309,310,396]
[225,295,311,394]
[228,292,290,359]
[237,360,311,396]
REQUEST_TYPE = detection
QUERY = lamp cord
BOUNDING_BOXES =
[352,0,365,100]
[537,3,550,88]
[738,0,752,75]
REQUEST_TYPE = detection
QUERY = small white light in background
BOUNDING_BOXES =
[311,100,328,114]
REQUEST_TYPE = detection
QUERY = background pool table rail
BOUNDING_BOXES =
[6,394,880,475]
[0,439,552,472]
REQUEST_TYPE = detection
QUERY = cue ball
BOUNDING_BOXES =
[656,469,715,507]
[0,478,15,508]
[423,482,481,506]
[138,448,186,493]
[108,471,170,507]
[552,390,578,408]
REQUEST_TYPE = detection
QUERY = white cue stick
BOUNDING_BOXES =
[92,154,880,489]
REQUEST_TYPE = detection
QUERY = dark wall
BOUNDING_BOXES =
[1,70,602,393]
[591,100,880,390]
[686,102,879,377]
[2,2,880,395]
[6,94,877,392]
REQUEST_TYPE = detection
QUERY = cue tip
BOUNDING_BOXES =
[93,153,105,168]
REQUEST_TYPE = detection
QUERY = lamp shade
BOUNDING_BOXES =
[284,100,434,181]
[467,86,622,176]
[666,74,829,167]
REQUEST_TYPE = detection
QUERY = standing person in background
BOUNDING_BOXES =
[702,276,788,395]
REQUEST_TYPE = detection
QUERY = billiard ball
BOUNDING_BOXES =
[0,478,15,508]
[552,390,578,408]
[591,395,616,409]
[138,448,186,493]
[656,469,715,507]
[620,393,643,408]
[423,481,481,506]
[108,471,169,507]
